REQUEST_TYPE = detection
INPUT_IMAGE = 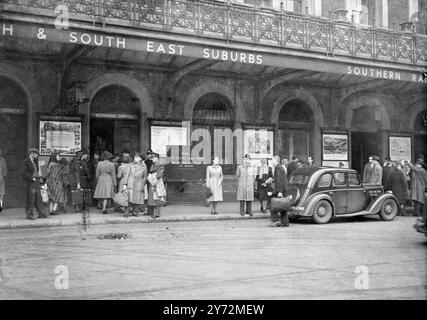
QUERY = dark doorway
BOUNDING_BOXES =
[0,77,28,208]
[413,111,427,160]
[351,132,381,175]
[90,119,140,156]
[90,119,114,155]
[0,114,27,208]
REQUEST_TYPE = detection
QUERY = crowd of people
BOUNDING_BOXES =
[0,146,426,230]
[18,147,165,220]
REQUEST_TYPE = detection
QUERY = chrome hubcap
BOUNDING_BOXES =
[385,204,392,214]
[317,206,327,217]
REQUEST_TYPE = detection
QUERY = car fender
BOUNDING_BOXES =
[366,193,399,214]
[302,194,335,217]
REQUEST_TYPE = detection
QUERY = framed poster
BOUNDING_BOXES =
[39,121,81,155]
[389,136,411,161]
[244,129,274,159]
[151,126,188,157]
[322,133,349,161]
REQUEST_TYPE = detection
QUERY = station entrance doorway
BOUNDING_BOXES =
[89,85,140,156]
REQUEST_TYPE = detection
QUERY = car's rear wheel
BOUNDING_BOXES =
[312,200,333,224]
[379,198,398,221]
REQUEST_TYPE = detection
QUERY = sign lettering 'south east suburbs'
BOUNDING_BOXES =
[1,22,426,83]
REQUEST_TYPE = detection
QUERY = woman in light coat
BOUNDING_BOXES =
[236,154,255,216]
[0,148,7,212]
[94,151,116,214]
[122,152,147,218]
[206,157,223,215]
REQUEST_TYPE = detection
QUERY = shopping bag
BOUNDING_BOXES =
[269,195,293,213]
[156,178,167,197]
[40,184,49,203]
[113,190,129,207]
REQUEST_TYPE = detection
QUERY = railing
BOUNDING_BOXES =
[2,0,427,64]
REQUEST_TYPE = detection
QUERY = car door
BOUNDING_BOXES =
[346,172,367,213]
[330,172,348,214]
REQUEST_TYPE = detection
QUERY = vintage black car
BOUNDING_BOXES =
[288,167,399,224]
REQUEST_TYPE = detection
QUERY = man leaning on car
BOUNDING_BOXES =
[269,155,290,227]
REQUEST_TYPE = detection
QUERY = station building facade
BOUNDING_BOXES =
[0,0,426,206]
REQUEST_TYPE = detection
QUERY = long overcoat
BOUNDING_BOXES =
[123,162,147,205]
[389,167,408,205]
[94,160,116,199]
[409,168,426,204]
[206,165,223,202]
[0,156,7,196]
[236,164,255,201]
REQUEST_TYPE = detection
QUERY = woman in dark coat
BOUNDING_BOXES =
[256,158,272,213]
[390,163,408,216]
[147,153,165,218]
[46,158,69,215]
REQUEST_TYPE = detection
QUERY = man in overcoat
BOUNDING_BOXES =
[269,155,290,227]
[236,154,255,216]
[22,148,47,220]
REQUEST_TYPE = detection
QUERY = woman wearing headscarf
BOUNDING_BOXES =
[94,151,116,214]
[147,152,165,218]
[122,152,147,218]
[46,157,69,215]
[46,151,60,175]
[256,158,272,214]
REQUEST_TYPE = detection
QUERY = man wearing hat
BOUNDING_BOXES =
[21,148,48,220]
[382,156,393,191]
[236,154,255,216]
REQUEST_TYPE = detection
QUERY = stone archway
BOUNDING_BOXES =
[183,81,245,124]
[271,89,324,163]
[83,73,154,152]
[85,72,154,117]
[338,92,391,131]
[0,62,43,147]
[338,92,391,173]
[0,63,42,207]
[407,98,427,131]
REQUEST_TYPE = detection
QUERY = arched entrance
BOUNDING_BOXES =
[414,110,427,160]
[276,99,315,161]
[347,104,389,174]
[192,92,235,171]
[0,76,28,208]
[90,85,141,155]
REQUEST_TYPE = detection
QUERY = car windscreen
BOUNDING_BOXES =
[289,174,310,185]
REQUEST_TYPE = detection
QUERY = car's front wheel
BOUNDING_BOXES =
[379,198,398,221]
[312,200,333,224]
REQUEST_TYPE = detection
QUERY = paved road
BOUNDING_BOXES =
[0,216,425,300]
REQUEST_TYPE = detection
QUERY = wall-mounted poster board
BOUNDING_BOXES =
[244,129,274,161]
[150,121,189,157]
[389,136,411,161]
[39,120,82,155]
[322,133,349,161]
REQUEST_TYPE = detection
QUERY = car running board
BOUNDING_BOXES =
[335,210,376,217]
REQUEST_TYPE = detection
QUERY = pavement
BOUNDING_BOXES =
[0,202,271,229]
[0,217,425,300]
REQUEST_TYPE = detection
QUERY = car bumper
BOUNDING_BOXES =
[290,206,308,217]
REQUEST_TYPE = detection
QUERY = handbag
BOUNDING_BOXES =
[71,189,83,205]
[204,185,213,199]
[113,190,129,207]
[269,195,293,213]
